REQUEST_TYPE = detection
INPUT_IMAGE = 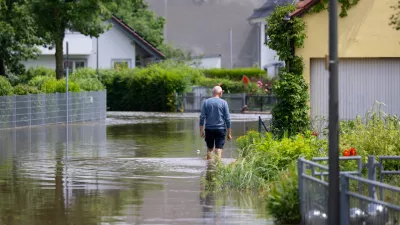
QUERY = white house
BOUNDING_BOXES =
[23,16,165,73]
[248,0,291,76]
[188,54,222,69]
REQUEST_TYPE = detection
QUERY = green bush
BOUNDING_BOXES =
[20,66,55,84]
[70,68,98,80]
[0,76,13,96]
[74,78,105,91]
[203,68,269,81]
[13,84,41,95]
[97,69,118,86]
[41,79,81,93]
[196,77,263,94]
[209,131,325,191]
[271,70,309,138]
[267,165,300,225]
[105,64,188,112]
[28,76,56,89]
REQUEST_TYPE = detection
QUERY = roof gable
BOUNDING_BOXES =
[249,0,293,21]
[289,0,320,17]
[110,15,165,60]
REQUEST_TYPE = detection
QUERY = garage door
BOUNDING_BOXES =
[310,58,400,120]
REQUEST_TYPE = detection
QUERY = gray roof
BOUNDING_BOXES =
[248,0,293,21]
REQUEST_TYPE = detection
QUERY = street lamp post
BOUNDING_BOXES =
[328,0,340,224]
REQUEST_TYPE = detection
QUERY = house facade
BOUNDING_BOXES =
[23,16,165,73]
[146,0,286,74]
[291,0,400,119]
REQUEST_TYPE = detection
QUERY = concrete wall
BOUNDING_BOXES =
[189,56,222,69]
[146,0,267,68]
[295,0,400,84]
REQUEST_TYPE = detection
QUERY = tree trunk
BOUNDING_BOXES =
[0,59,5,76]
[55,35,65,80]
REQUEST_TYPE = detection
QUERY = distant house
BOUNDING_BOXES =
[291,0,400,120]
[23,16,165,73]
[248,0,292,76]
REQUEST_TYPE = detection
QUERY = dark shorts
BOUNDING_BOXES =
[205,129,226,150]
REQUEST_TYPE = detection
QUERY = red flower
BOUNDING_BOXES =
[349,147,356,156]
[242,75,249,85]
[343,149,350,157]
[312,132,318,137]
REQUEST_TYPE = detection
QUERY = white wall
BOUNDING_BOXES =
[23,21,136,70]
[189,56,222,69]
[94,22,136,69]
[24,55,56,69]
[259,22,279,76]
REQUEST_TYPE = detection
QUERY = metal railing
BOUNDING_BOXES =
[0,91,106,129]
[298,156,400,225]
[181,93,277,113]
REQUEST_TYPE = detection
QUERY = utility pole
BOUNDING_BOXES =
[328,0,339,224]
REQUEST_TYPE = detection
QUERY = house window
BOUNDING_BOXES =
[111,59,131,70]
[63,60,86,74]
[264,24,269,44]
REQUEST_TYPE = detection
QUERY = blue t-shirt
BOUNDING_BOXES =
[199,97,231,130]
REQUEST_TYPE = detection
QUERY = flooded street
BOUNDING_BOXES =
[0,113,272,225]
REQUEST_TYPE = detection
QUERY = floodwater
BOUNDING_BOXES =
[0,112,272,225]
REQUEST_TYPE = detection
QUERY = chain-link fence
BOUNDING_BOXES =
[0,91,106,129]
[181,93,277,113]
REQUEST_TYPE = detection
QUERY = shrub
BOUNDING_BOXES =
[74,78,105,91]
[97,69,118,86]
[203,68,269,81]
[208,131,325,191]
[28,76,56,89]
[20,66,55,83]
[70,68,98,80]
[41,79,80,93]
[271,70,309,138]
[106,65,188,112]
[0,76,13,96]
[196,77,262,94]
[267,165,300,225]
[13,84,41,95]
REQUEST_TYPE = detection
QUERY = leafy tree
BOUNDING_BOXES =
[30,0,116,79]
[266,4,309,137]
[112,0,189,59]
[112,0,165,47]
[0,0,43,77]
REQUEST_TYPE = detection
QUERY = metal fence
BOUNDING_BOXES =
[181,93,278,113]
[0,91,106,129]
[298,156,400,225]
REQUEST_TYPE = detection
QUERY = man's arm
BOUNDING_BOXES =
[224,102,232,140]
[199,100,207,138]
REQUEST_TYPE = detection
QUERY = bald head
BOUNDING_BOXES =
[212,86,223,96]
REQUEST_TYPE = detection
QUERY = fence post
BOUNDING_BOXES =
[258,116,261,134]
[28,94,31,127]
[298,158,305,225]
[340,174,350,225]
[55,92,59,124]
[242,93,246,108]
[12,95,16,128]
[367,156,377,199]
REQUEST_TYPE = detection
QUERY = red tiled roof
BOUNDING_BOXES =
[111,15,165,59]
[289,0,320,17]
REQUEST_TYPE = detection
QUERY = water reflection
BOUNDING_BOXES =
[0,118,268,224]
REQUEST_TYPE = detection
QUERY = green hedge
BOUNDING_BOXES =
[106,65,188,112]
[13,84,41,95]
[0,77,13,96]
[202,68,269,81]
[41,79,81,93]
[196,77,265,94]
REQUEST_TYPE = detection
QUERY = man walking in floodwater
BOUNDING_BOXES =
[200,86,232,160]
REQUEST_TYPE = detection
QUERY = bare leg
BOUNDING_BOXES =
[215,148,222,159]
[207,148,214,160]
